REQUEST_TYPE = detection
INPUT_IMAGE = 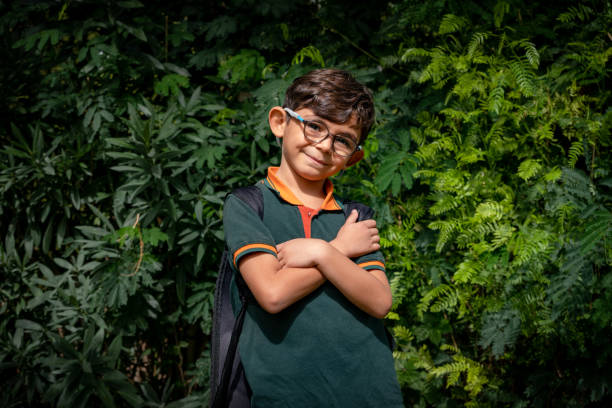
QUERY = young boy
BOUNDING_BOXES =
[223,69,403,407]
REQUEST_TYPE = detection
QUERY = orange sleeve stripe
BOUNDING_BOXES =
[359,260,385,270]
[233,243,277,266]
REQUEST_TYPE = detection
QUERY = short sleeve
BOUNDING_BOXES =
[223,194,277,270]
[353,250,386,273]
[341,201,386,274]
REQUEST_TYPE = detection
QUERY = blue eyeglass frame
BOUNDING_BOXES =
[283,108,362,155]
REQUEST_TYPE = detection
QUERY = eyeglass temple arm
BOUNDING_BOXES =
[283,108,303,122]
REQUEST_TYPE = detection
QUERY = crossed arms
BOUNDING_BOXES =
[237,209,392,318]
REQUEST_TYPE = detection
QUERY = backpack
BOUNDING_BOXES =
[209,184,388,408]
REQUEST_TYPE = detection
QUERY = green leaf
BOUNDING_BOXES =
[107,335,122,366]
[177,230,199,245]
[16,319,43,331]
[154,74,190,97]
[195,200,203,223]
[375,152,405,192]
[117,1,144,8]
[54,257,73,270]
[142,227,168,246]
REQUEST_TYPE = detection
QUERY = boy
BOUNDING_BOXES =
[223,69,403,407]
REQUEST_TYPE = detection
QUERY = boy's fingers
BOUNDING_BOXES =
[346,209,359,224]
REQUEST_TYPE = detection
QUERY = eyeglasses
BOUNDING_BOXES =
[283,108,361,157]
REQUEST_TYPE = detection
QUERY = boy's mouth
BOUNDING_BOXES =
[304,152,329,166]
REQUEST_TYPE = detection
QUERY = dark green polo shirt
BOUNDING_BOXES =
[223,167,404,408]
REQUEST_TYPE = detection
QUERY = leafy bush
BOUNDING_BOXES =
[1,0,610,406]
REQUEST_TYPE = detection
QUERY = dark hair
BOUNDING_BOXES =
[282,69,375,143]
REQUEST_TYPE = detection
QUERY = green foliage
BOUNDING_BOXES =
[369,0,612,406]
[1,0,611,406]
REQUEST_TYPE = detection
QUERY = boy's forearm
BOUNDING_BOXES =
[276,237,391,318]
[315,242,392,319]
[239,252,326,314]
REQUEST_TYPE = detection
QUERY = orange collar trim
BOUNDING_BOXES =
[265,167,341,211]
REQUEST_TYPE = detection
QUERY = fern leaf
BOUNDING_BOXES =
[543,166,562,182]
[433,169,466,193]
[438,14,469,35]
[415,137,455,162]
[557,5,594,23]
[511,228,552,267]
[578,208,612,255]
[430,349,489,398]
[521,41,540,68]
[453,259,483,284]
[561,168,592,202]
[418,284,457,316]
[457,146,485,165]
[485,118,506,143]
[493,1,510,28]
[509,59,536,96]
[401,47,432,62]
[478,307,520,357]
[429,219,461,252]
[475,201,505,221]
[492,224,514,248]
[567,139,584,167]
[467,32,488,57]
[517,159,542,181]
[429,193,461,216]
[430,288,459,313]
[533,121,554,141]
[487,85,505,115]
[292,45,325,67]
[393,325,414,342]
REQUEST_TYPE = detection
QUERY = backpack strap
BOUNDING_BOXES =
[211,185,263,408]
[341,200,374,222]
[232,185,264,219]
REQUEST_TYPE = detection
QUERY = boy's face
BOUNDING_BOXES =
[269,106,363,182]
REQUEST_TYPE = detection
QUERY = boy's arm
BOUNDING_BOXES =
[238,253,326,314]
[277,239,392,319]
[237,211,382,314]
[225,194,384,315]
[224,193,328,314]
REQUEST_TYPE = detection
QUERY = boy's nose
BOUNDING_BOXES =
[315,136,334,153]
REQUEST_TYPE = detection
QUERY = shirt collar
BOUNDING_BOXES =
[264,167,341,211]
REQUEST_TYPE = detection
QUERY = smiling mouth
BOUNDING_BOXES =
[304,153,329,166]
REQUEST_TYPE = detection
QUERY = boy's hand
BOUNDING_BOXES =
[277,238,328,269]
[331,209,380,258]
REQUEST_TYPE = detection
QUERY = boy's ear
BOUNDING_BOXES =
[345,149,364,167]
[268,106,287,138]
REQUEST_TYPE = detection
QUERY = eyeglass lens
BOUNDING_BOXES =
[302,120,357,157]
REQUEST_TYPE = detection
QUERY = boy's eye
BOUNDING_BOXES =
[334,135,356,149]
[305,121,325,134]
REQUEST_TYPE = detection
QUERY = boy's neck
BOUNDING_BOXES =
[275,163,327,209]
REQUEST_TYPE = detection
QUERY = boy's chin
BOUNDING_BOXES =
[298,166,341,182]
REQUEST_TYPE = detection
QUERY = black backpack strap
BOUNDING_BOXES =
[232,185,264,219]
[211,184,263,408]
[342,200,374,222]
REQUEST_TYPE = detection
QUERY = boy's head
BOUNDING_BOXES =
[282,69,375,144]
